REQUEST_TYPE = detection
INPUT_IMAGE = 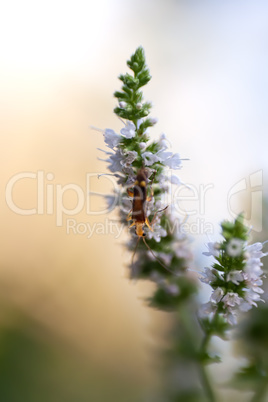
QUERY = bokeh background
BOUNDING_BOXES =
[1,0,268,401]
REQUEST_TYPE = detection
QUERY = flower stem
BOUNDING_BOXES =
[251,377,268,402]
[198,309,222,402]
[178,305,217,402]
[198,363,217,402]
[200,331,212,355]
[200,307,219,356]
[199,333,217,402]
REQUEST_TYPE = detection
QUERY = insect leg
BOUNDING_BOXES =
[126,210,133,221]
[128,221,136,229]
[127,188,134,197]
[145,217,153,232]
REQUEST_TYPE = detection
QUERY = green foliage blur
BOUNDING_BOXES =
[0,303,143,402]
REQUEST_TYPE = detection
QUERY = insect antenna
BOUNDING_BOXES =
[150,205,169,226]
[142,237,176,275]
[131,236,141,266]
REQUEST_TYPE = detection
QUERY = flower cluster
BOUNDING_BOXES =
[200,215,267,325]
[99,126,181,188]
[96,47,196,309]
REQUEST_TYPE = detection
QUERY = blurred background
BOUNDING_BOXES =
[0,0,268,401]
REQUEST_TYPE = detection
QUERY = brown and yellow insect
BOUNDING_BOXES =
[127,168,153,236]
[127,168,171,272]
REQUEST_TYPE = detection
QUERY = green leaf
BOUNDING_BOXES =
[200,352,221,365]
[232,363,267,389]
[149,277,197,311]
[221,213,248,241]
[113,91,128,100]
[199,315,229,340]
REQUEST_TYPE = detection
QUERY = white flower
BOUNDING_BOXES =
[165,283,180,296]
[222,292,241,308]
[157,252,173,266]
[158,133,170,150]
[145,197,156,217]
[121,150,138,168]
[137,118,143,129]
[157,150,173,162]
[245,259,263,276]
[246,242,268,259]
[200,267,217,284]
[241,289,265,310]
[239,289,264,311]
[149,117,158,125]
[211,287,224,303]
[225,310,237,325]
[242,241,267,301]
[169,174,181,185]
[119,197,132,215]
[243,270,264,296]
[158,173,171,191]
[120,121,136,138]
[119,101,127,108]
[239,301,252,312]
[157,150,181,170]
[139,142,147,150]
[142,151,161,166]
[104,194,118,210]
[125,174,136,186]
[151,273,180,296]
[106,149,124,172]
[226,238,244,257]
[150,271,165,285]
[199,302,216,317]
[97,147,113,157]
[146,223,167,242]
[154,200,165,210]
[244,242,267,279]
[136,102,142,110]
[174,245,193,261]
[244,267,263,284]
[203,242,220,258]
[103,129,121,149]
[227,270,244,285]
[164,153,182,169]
